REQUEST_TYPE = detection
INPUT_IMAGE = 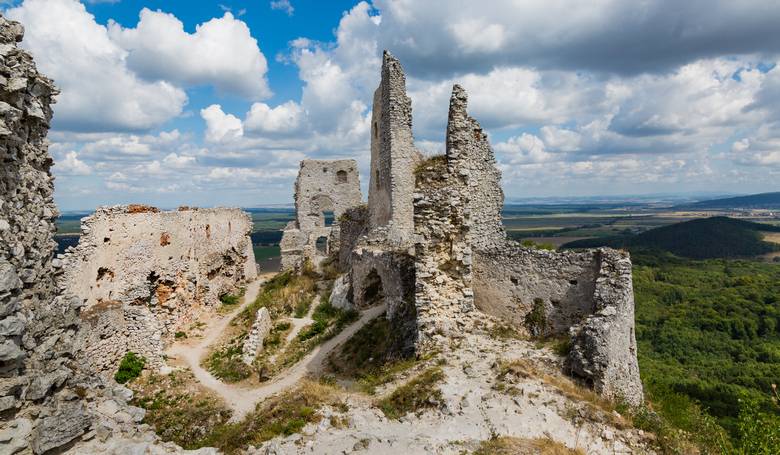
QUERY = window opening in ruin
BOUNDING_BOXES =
[315,236,328,255]
[336,170,348,183]
[323,210,335,227]
[362,269,384,306]
[374,169,380,188]
[373,122,377,138]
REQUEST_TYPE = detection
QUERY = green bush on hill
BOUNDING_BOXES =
[115,352,146,384]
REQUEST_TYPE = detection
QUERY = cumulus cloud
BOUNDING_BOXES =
[244,101,305,135]
[7,0,187,132]
[201,105,244,143]
[108,9,271,99]
[56,151,92,175]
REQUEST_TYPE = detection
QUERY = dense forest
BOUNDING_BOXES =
[563,217,780,259]
[632,250,780,440]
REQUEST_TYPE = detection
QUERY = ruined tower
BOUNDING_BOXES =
[367,51,421,243]
[280,159,362,271]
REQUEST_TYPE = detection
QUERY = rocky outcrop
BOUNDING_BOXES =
[242,307,271,365]
[60,205,257,376]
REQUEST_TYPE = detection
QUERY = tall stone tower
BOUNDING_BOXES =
[367,51,421,243]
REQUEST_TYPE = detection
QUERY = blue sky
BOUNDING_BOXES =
[4,0,780,211]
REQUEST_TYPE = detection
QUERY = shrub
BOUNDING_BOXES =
[524,298,548,337]
[220,294,240,305]
[174,331,187,339]
[115,352,146,384]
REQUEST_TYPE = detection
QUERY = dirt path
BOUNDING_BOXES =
[166,278,385,421]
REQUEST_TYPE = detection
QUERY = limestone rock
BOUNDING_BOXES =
[242,307,272,365]
[329,275,353,311]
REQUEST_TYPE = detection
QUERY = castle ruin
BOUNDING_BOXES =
[60,205,257,375]
[280,159,361,271]
[284,52,643,405]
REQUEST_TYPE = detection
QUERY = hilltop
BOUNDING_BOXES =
[677,192,780,210]
[562,216,780,259]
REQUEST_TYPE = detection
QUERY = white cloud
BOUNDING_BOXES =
[162,153,196,168]
[56,151,92,175]
[7,0,187,132]
[244,101,304,135]
[201,105,244,143]
[108,9,271,99]
[270,0,294,16]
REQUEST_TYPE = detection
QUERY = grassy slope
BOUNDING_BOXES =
[563,217,780,259]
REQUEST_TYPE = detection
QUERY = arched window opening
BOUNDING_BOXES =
[336,170,348,183]
[315,236,328,255]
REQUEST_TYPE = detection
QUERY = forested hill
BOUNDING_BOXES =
[678,192,780,209]
[562,217,780,259]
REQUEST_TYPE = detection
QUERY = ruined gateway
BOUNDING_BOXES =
[284,52,643,406]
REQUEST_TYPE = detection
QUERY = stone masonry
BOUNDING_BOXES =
[61,205,257,375]
[414,85,643,405]
[0,16,220,453]
[294,53,643,405]
[280,159,361,271]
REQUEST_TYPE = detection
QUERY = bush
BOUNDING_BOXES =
[220,294,240,305]
[174,331,187,339]
[115,352,146,384]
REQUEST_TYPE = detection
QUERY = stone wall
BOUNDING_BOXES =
[280,159,361,271]
[61,205,257,374]
[412,84,643,405]
[0,15,97,452]
[367,51,421,244]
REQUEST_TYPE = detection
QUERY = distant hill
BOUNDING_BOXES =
[562,217,780,259]
[677,192,780,210]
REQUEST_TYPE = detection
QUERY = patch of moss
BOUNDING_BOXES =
[377,367,445,419]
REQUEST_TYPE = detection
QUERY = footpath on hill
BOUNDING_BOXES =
[166,277,385,420]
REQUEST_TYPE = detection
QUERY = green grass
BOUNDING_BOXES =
[203,334,252,383]
[377,367,445,419]
[196,380,345,454]
[115,352,145,384]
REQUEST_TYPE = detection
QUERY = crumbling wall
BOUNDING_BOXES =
[350,237,417,357]
[336,204,369,272]
[61,205,257,374]
[367,51,421,243]
[412,84,643,405]
[280,159,361,271]
[0,16,96,453]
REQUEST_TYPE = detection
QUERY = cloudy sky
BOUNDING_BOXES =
[4,0,780,210]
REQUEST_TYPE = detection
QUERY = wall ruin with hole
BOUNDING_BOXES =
[60,205,257,375]
[413,84,643,405]
[280,159,362,271]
